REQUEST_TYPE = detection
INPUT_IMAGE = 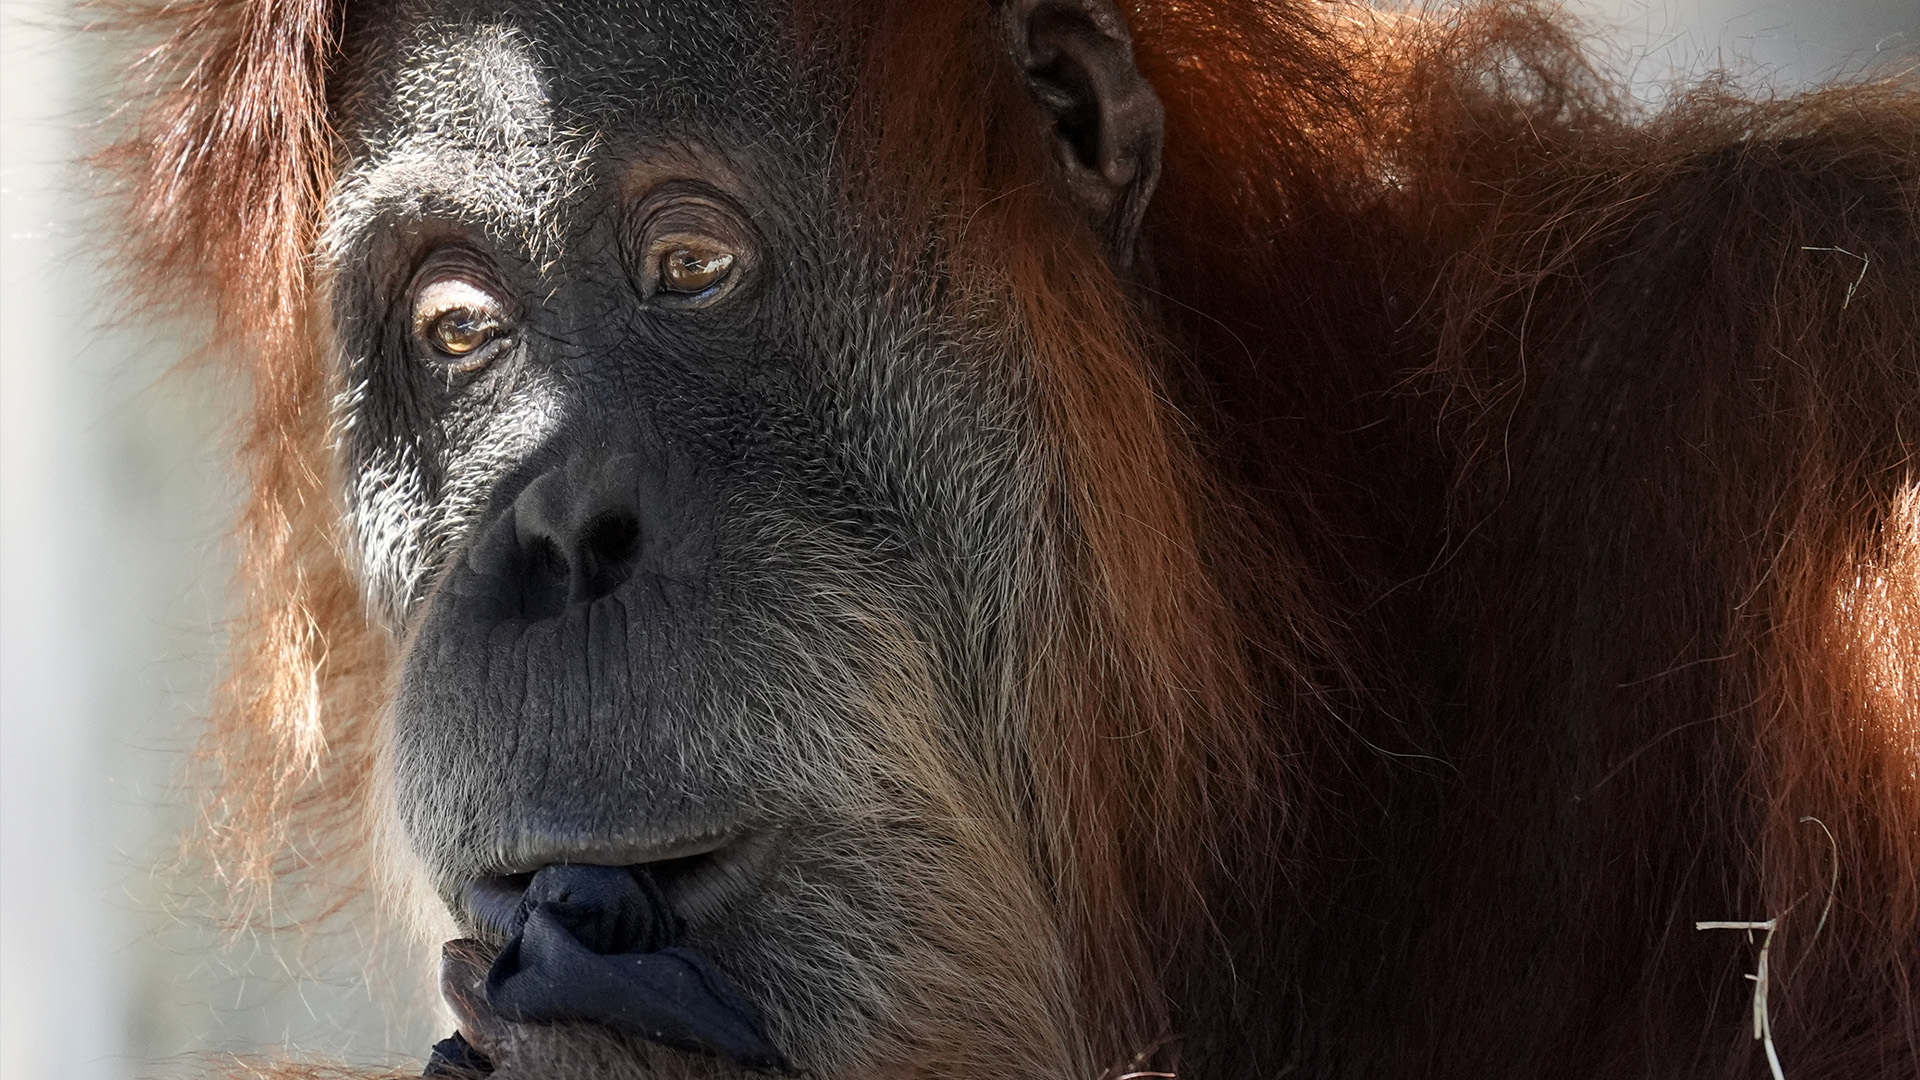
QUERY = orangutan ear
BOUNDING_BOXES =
[1000,0,1164,266]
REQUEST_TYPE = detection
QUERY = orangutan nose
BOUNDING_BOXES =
[505,454,648,619]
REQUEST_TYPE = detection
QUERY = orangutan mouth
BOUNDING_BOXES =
[441,852,788,1074]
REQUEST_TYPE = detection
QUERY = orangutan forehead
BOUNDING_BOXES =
[326,0,812,252]
[325,22,584,249]
[362,0,791,98]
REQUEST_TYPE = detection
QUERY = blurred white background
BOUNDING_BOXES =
[2,1,1914,1078]
[1,4,445,1076]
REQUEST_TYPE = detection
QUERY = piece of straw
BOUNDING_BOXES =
[1695,918,1783,1080]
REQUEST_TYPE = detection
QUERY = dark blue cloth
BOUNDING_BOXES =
[423,1031,493,1077]
[481,863,786,1071]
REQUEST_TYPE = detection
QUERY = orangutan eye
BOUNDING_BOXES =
[629,188,757,307]
[428,308,500,355]
[658,244,736,295]
[410,275,514,372]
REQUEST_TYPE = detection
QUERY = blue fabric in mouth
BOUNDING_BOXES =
[424,1031,493,1077]
[425,862,787,1075]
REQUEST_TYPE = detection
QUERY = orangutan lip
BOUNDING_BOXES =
[464,830,775,938]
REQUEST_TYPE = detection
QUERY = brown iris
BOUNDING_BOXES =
[428,308,500,356]
[658,244,736,294]
[410,274,513,372]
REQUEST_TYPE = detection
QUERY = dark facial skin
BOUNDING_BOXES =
[322,0,1163,1073]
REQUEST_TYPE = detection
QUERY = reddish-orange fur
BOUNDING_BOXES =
[112,0,1917,1075]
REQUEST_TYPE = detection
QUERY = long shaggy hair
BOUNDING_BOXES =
[109,0,1918,1075]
